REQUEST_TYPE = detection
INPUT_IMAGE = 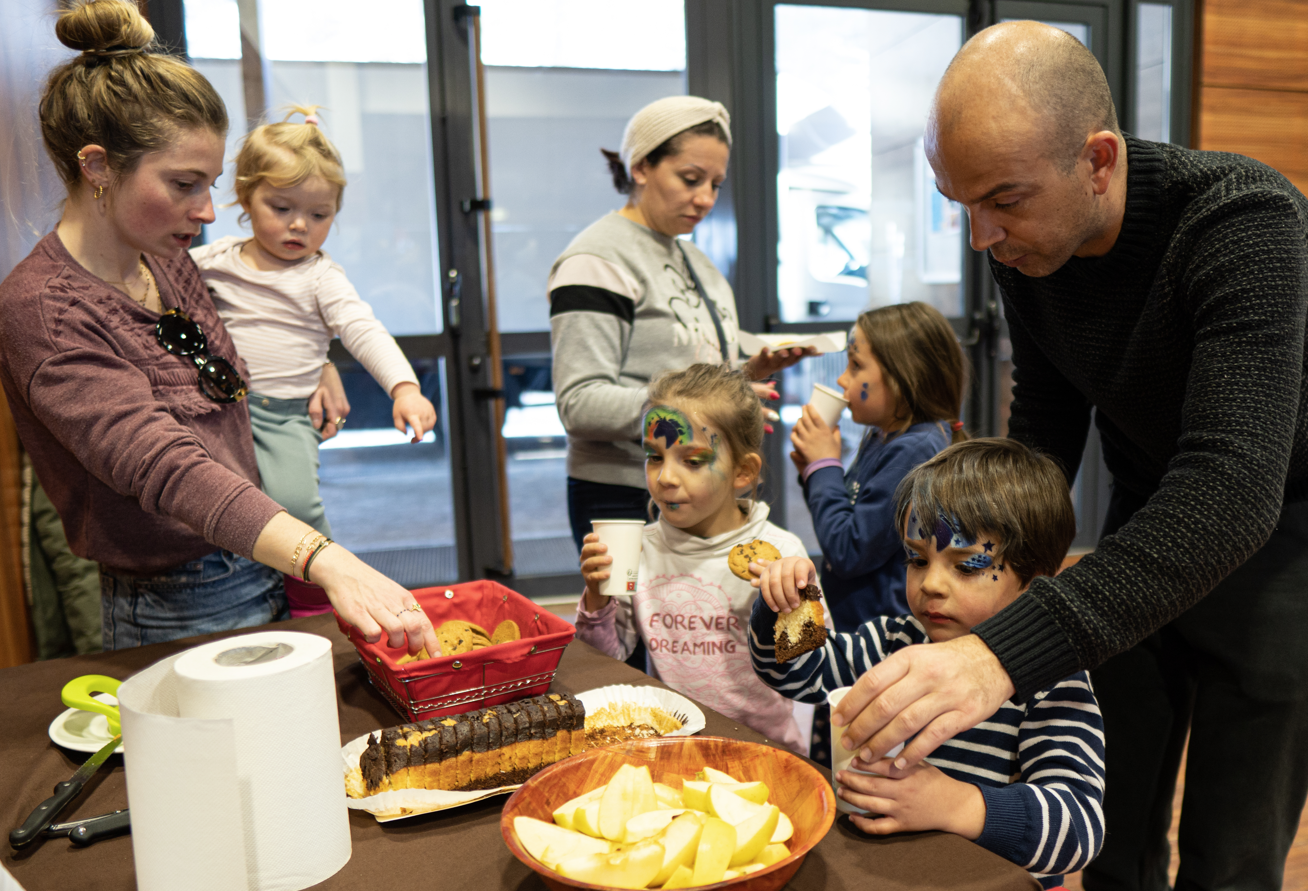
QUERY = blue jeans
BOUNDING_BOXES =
[100,550,288,650]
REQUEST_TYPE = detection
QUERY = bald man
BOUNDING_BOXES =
[828,21,1308,891]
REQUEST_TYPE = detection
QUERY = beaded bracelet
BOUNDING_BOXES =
[297,534,327,579]
[289,530,320,573]
[302,539,334,584]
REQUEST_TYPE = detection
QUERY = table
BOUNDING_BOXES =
[1,613,1038,891]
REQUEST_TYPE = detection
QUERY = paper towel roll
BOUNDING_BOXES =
[118,631,351,891]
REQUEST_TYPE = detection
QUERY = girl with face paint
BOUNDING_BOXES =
[572,365,814,754]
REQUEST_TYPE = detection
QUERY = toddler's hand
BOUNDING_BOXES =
[790,403,842,467]
[838,757,986,840]
[749,555,817,614]
[392,383,437,443]
[579,532,613,609]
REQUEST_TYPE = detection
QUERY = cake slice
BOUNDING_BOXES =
[774,584,828,664]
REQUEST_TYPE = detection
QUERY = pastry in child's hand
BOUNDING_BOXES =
[728,539,782,580]
[774,585,827,663]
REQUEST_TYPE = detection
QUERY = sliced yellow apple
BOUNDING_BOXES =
[697,766,738,784]
[757,842,791,866]
[737,863,766,876]
[555,839,664,890]
[729,804,780,866]
[553,786,606,831]
[649,812,705,887]
[540,835,615,870]
[709,783,766,825]
[513,816,611,865]
[770,811,794,843]
[574,799,604,839]
[690,817,736,886]
[719,780,770,805]
[624,808,685,843]
[681,780,712,812]
[653,781,683,809]
[631,765,658,819]
[600,764,638,841]
[660,864,695,889]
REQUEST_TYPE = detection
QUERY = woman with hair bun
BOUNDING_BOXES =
[551,96,816,557]
[0,0,437,656]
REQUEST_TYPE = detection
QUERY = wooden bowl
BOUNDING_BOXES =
[500,736,836,891]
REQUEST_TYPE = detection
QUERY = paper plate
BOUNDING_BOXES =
[575,684,706,737]
[738,330,848,357]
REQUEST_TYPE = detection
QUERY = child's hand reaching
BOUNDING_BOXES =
[391,382,437,443]
[790,403,842,468]
[749,555,818,614]
[838,756,986,840]
[580,532,613,612]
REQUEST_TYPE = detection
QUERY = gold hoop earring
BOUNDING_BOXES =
[93,185,104,200]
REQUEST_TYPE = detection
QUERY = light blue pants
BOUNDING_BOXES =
[248,393,333,537]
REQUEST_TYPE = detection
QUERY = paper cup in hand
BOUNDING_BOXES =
[808,383,849,429]
[591,519,645,597]
[827,686,903,815]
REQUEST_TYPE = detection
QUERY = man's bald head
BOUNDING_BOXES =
[931,21,1119,171]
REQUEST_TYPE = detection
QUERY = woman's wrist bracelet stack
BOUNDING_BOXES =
[302,539,334,584]
[289,531,320,574]
[289,531,333,583]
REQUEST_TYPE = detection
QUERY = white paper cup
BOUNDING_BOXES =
[808,383,850,429]
[827,686,903,815]
[591,520,645,597]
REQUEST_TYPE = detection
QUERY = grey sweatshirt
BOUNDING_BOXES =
[549,212,741,488]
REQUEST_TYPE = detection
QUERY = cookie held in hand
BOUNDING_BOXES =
[728,539,782,580]
[774,585,827,663]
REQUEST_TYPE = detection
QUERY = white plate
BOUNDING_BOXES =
[576,684,706,737]
[48,693,123,754]
[738,330,848,357]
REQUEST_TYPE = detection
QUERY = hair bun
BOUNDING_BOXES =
[56,0,155,54]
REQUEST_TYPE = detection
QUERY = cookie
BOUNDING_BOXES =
[492,620,520,644]
[436,620,477,656]
[727,540,782,580]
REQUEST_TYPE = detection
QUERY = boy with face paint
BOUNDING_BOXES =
[748,439,1104,888]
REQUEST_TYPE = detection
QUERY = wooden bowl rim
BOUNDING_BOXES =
[499,735,837,891]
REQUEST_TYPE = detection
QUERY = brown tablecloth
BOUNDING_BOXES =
[1,614,1038,891]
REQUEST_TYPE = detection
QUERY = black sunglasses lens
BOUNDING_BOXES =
[197,356,248,404]
[156,311,207,356]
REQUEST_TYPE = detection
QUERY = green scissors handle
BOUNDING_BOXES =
[61,675,122,736]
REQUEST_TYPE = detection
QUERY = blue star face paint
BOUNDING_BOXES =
[932,511,975,552]
[960,553,993,571]
[906,507,933,542]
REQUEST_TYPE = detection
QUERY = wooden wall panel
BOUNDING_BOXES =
[1202,0,1308,91]
[1198,87,1308,192]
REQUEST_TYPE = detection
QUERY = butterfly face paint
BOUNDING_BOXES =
[644,406,693,448]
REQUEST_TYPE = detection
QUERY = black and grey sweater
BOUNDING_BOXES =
[974,136,1308,699]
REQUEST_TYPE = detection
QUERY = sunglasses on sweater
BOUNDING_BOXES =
[155,309,249,404]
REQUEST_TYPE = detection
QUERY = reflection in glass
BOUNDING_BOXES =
[775,5,964,324]
[1135,4,1173,143]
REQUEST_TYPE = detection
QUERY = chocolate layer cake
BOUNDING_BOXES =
[351,692,586,797]
[774,585,827,664]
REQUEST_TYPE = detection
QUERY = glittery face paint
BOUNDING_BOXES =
[960,553,993,571]
[643,406,693,448]
[932,511,975,552]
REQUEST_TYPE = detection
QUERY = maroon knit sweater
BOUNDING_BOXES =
[0,232,283,573]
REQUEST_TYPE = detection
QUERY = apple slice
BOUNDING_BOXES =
[624,808,685,843]
[709,783,766,825]
[653,782,684,809]
[691,818,736,886]
[771,811,794,843]
[574,799,604,839]
[513,817,611,865]
[681,780,712,812]
[719,780,770,805]
[649,813,704,887]
[540,834,615,870]
[756,843,791,866]
[600,764,639,841]
[737,863,766,876]
[729,804,780,866]
[553,786,606,830]
[555,839,664,890]
[631,765,658,819]
[697,766,738,784]
[660,864,695,889]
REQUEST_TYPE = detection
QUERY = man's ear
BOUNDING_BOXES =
[734,452,763,492]
[1083,130,1121,197]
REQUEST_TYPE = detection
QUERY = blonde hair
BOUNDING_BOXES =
[855,302,970,444]
[645,363,766,510]
[232,105,347,222]
[894,438,1076,585]
[40,0,228,192]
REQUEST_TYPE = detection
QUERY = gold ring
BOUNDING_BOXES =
[334,416,346,427]
[406,603,423,613]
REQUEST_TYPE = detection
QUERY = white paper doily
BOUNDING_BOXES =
[575,685,706,737]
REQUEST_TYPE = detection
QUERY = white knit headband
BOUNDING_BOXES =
[619,95,733,172]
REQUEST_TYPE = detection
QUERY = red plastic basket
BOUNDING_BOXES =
[335,580,576,722]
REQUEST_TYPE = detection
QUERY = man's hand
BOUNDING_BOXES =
[831,634,1016,768]
[839,757,987,839]
[309,363,350,441]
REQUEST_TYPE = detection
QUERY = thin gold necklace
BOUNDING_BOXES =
[136,259,156,307]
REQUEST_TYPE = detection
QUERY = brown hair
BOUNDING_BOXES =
[893,438,1076,585]
[601,119,730,195]
[645,363,765,510]
[232,104,348,221]
[40,0,228,193]
[854,301,969,444]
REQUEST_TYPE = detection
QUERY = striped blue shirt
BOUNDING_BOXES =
[748,600,1105,887]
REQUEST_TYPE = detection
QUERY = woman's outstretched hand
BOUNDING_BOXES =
[744,345,819,381]
[309,363,350,441]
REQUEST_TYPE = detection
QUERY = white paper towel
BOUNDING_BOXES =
[118,630,351,891]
